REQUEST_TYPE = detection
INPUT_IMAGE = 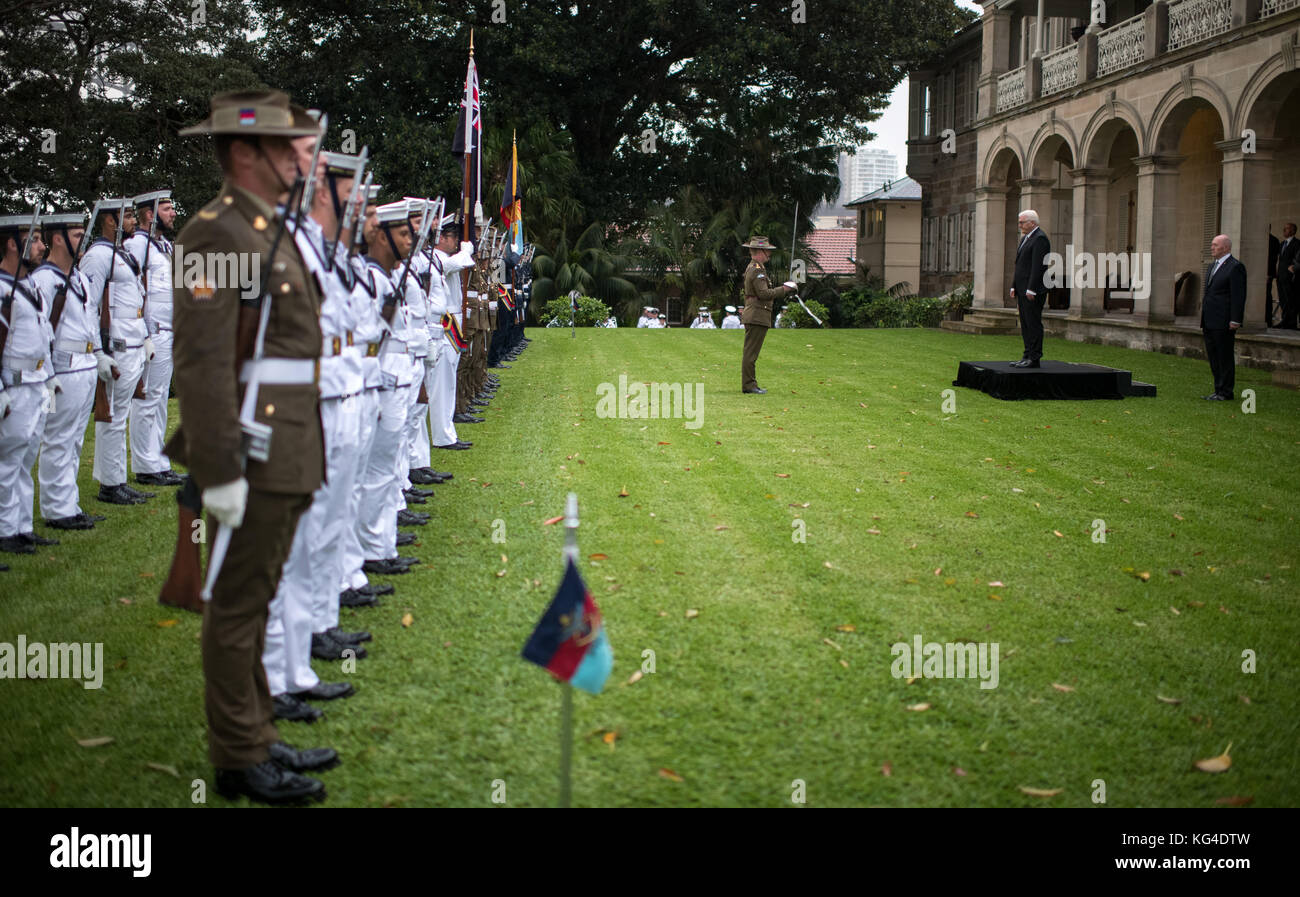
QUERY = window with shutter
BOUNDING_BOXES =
[1201,183,1219,267]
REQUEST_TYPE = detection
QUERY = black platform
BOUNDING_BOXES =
[954,360,1157,400]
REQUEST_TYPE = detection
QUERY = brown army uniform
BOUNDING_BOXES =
[740,256,786,391]
[165,181,324,769]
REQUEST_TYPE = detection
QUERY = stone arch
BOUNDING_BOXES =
[1079,99,1146,167]
[981,135,1025,186]
[1150,77,1232,155]
[1026,120,1079,179]
[1238,52,1300,139]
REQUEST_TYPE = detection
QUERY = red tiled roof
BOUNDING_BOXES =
[805,228,858,275]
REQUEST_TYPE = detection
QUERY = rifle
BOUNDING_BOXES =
[197,176,306,602]
[93,199,129,422]
[325,146,368,274]
[48,209,93,341]
[158,475,204,613]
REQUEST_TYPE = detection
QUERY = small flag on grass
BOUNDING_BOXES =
[522,556,612,695]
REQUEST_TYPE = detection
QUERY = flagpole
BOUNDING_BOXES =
[461,29,475,335]
[559,492,579,808]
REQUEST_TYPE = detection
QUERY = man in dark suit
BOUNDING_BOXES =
[1201,234,1246,401]
[1276,222,1298,329]
[1008,209,1050,368]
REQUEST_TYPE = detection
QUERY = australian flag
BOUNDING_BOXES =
[521,557,613,694]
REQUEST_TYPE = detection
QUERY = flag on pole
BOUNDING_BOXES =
[500,131,523,252]
[522,557,613,695]
[452,54,481,243]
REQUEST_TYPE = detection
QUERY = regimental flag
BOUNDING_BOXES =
[441,312,469,353]
[521,557,613,695]
[451,54,481,244]
[500,132,523,252]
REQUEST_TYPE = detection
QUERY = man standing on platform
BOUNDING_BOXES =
[739,236,793,394]
[1200,234,1246,401]
[1009,209,1049,368]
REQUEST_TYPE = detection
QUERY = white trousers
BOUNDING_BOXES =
[342,388,381,591]
[406,354,433,472]
[357,362,412,561]
[0,384,49,538]
[263,504,319,696]
[92,345,145,486]
[39,366,97,520]
[130,329,172,474]
[309,394,361,632]
[430,340,460,447]
[263,395,360,695]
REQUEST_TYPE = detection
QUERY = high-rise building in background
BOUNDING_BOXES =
[815,147,900,228]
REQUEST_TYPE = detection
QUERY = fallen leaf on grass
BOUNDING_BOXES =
[1214,795,1254,806]
[138,572,155,579]
[589,553,608,561]
[953,767,967,777]
[988,594,1002,601]
[838,659,849,668]
[626,671,643,685]
[1194,742,1233,773]
[401,613,413,628]
[658,768,684,782]
[1239,695,1251,705]
[866,528,881,535]
[1156,695,1183,705]
[1187,600,1205,608]
[965,511,979,518]
[906,702,931,712]
[1018,786,1063,798]
[835,624,856,632]
[685,609,699,619]
[775,473,790,478]
[988,581,1004,587]
[617,487,628,498]
[118,598,132,605]
[76,737,114,748]
[822,638,842,652]
[881,763,893,777]
[147,762,179,778]
[657,441,671,446]
[1051,683,1075,693]
[1052,530,1064,538]
[157,619,179,628]
[495,570,506,578]
[542,516,563,525]
[603,731,618,750]
[713,525,729,531]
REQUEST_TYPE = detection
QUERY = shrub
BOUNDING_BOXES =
[779,298,831,328]
[539,295,612,327]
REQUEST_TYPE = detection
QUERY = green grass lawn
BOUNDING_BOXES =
[2,327,1298,807]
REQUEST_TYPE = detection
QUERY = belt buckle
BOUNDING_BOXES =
[136,308,143,318]
[346,331,355,346]
[111,338,126,352]
[36,358,44,370]
[367,343,379,357]
[332,336,341,355]
[85,342,94,353]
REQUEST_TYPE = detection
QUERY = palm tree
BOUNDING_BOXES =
[531,222,639,308]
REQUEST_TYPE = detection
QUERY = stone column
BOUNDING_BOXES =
[1068,167,1112,319]
[974,185,1011,308]
[1134,154,1184,322]
[978,3,1013,122]
[1218,137,1277,333]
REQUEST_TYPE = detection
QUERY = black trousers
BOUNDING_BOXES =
[1203,327,1236,398]
[1279,277,1298,328]
[1016,292,1046,360]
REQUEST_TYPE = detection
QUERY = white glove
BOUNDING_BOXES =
[94,350,119,383]
[461,241,474,255]
[203,477,249,529]
[0,390,10,420]
[143,336,156,360]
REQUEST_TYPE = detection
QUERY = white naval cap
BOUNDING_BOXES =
[40,212,86,228]
[133,189,172,208]
[374,199,412,225]
[322,151,366,177]
[724,305,737,313]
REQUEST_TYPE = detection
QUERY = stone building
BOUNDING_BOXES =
[911,0,1300,371]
